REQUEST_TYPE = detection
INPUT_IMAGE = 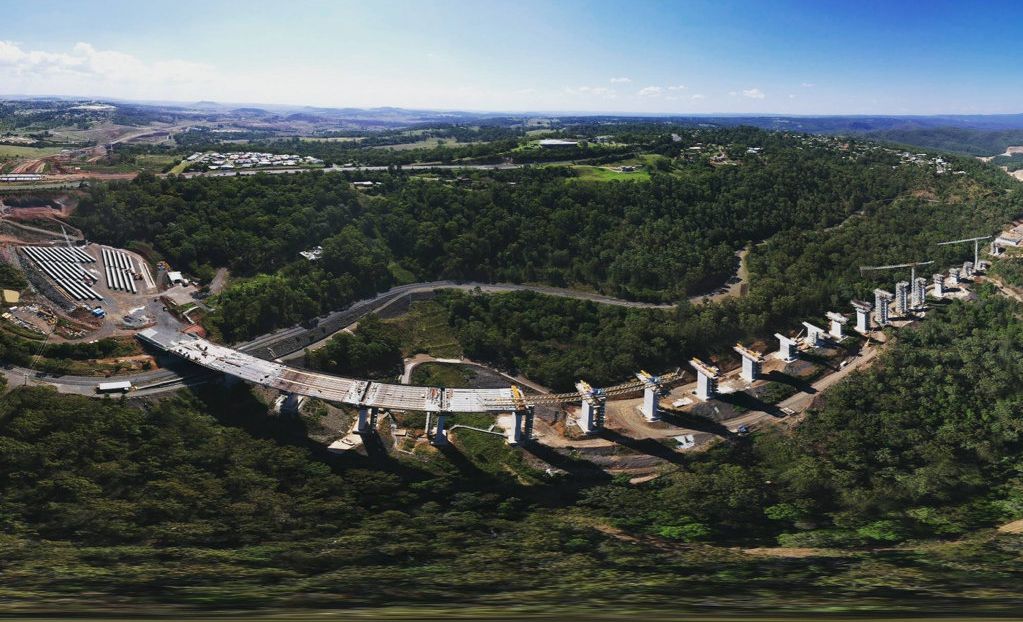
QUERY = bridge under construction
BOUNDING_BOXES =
[139,328,684,443]
[136,243,984,447]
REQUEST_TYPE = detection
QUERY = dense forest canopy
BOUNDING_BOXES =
[72,127,1010,343]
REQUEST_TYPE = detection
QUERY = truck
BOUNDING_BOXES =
[96,380,133,394]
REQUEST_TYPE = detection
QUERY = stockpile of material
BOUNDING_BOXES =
[101,247,138,294]
[19,245,103,302]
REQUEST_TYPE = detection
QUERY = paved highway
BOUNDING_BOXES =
[6,281,675,396]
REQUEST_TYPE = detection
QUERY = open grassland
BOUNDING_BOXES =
[300,136,365,143]
[168,159,190,174]
[569,165,651,182]
[410,362,477,388]
[134,154,179,173]
[0,145,63,158]
[385,300,463,359]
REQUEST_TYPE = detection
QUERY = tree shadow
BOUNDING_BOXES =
[436,442,492,481]
[798,349,840,372]
[520,440,612,482]
[763,369,817,394]
[713,391,786,419]
[191,382,430,481]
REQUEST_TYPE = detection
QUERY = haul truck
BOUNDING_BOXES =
[96,380,133,394]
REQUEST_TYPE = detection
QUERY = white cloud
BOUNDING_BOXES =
[566,85,617,98]
[728,91,738,97]
[609,77,631,83]
[0,40,214,85]
[742,88,766,99]
[636,84,685,98]
[801,82,815,88]
[690,93,705,100]
[788,93,796,99]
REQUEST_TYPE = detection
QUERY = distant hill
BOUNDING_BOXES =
[860,127,1023,156]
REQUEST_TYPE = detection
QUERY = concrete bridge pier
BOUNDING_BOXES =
[802,321,826,348]
[577,399,603,434]
[775,333,798,362]
[356,406,378,434]
[873,289,893,326]
[690,358,720,401]
[912,277,927,309]
[506,409,535,444]
[733,343,764,383]
[641,386,659,421]
[932,273,945,298]
[895,281,910,316]
[521,407,535,441]
[826,312,847,340]
[852,300,872,334]
[574,380,605,433]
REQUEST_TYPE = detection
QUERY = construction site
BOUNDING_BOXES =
[130,233,988,477]
[0,202,1000,479]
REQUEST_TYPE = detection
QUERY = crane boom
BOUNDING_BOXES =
[860,261,934,271]
[937,235,991,246]
[860,260,934,285]
[936,235,992,267]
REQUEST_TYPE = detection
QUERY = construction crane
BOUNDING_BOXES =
[937,235,991,267]
[860,260,935,284]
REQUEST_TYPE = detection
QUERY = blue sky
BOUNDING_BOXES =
[1,0,1021,114]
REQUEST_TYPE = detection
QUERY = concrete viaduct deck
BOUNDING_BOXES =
[139,328,682,414]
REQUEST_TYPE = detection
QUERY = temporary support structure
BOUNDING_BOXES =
[873,289,893,326]
[690,358,720,401]
[802,321,826,348]
[963,261,974,278]
[895,281,910,316]
[852,300,872,334]
[775,333,798,362]
[826,312,848,340]
[949,267,961,284]
[932,273,945,298]
[733,343,764,383]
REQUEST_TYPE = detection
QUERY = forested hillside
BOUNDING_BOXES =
[868,127,1023,156]
[5,293,1023,613]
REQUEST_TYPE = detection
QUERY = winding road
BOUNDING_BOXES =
[2,280,676,396]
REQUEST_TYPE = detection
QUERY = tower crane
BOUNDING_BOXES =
[936,235,991,267]
[859,260,934,283]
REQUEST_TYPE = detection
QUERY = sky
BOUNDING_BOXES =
[1,0,1022,115]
